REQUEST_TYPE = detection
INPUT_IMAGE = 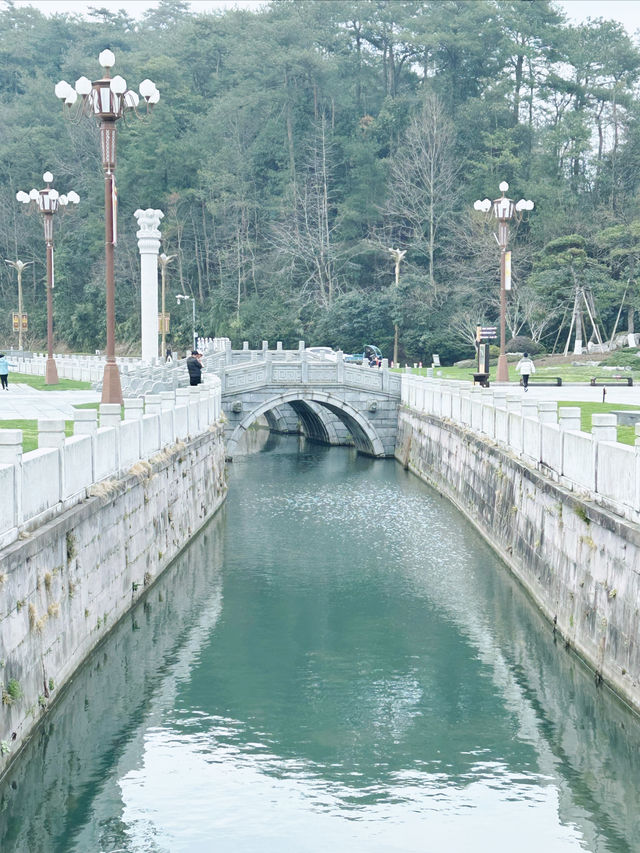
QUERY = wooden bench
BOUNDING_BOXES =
[590,376,633,386]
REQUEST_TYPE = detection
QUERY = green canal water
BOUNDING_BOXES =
[1,432,640,852]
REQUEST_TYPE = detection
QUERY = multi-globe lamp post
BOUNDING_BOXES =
[15,174,80,384]
[473,182,534,383]
[55,49,159,403]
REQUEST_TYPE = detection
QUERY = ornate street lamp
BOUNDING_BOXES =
[55,49,159,403]
[176,293,197,354]
[158,252,175,360]
[473,182,534,383]
[16,173,79,384]
[4,259,33,351]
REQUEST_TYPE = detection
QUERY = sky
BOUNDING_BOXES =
[4,0,640,36]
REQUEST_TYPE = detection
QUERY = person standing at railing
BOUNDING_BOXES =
[0,353,15,390]
[186,349,203,386]
[516,352,535,390]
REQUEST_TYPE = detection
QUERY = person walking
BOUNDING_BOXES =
[0,353,14,390]
[186,349,203,386]
[516,352,535,390]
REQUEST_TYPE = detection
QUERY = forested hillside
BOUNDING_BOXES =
[1,0,639,362]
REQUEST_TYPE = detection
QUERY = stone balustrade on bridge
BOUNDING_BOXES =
[213,345,402,459]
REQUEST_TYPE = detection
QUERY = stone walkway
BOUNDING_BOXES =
[490,381,640,406]
[0,386,101,420]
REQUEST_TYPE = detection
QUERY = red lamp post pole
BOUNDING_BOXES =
[101,118,121,404]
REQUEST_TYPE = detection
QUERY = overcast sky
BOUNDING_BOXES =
[5,0,640,36]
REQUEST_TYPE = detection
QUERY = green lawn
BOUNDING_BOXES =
[0,419,74,453]
[558,401,640,446]
[0,405,104,452]
[10,373,92,391]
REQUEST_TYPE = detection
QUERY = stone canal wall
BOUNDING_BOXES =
[396,404,640,715]
[0,423,227,778]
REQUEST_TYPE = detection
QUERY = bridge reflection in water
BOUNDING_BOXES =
[0,433,639,852]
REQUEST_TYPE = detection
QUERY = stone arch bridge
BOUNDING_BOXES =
[212,351,401,459]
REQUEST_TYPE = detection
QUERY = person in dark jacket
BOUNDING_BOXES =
[186,350,203,386]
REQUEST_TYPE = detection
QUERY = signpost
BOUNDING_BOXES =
[157,313,170,334]
[475,325,497,385]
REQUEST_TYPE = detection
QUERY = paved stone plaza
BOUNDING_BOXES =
[0,385,101,420]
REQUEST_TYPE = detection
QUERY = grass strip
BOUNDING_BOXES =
[10,373,92,391]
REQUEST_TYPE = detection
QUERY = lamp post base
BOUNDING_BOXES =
[496,353,509,383]
[45,357,59,385]
[101,361,123,405]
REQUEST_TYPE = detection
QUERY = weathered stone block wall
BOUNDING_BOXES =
[0,424,226,777]
[396,407,640,713]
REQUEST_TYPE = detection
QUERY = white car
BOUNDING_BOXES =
[306,347,338,361]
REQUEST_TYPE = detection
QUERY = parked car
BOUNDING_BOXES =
[306,347,338,361]
[344,345,382,366]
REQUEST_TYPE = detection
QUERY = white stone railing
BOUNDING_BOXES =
[0,379,222,548]
[12,353,143,384]
[402,374,640,523]
[219,354,401,396]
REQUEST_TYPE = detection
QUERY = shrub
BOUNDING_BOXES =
[598,348,640,368]
[505,336,544,355]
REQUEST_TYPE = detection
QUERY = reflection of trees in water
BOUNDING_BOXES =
[489,562,640,851]
[0,513,226,853]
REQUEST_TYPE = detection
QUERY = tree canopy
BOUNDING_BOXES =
[1,0,640,361]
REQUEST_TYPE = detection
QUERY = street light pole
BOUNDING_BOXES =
[387,247,406,366]
[55,50,159,403]
[4,259,32,351]
[16,174,79,383]
[176,293,196,353]
[159,253,175,359]
[473,182,534,383]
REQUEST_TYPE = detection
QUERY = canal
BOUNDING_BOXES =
[1,433,640,852]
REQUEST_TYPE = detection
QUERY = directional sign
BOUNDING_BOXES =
[476,325,497,341]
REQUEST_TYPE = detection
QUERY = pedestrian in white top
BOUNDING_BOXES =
[516,352,535,390]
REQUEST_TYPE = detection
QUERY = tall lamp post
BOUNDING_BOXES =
[176,293,196,354]
[159,252,175,359]
[4,259,33,351]
[387,247,406,366]
[55,49,159,403]
[16,173,79,384]
[474,182,534,383]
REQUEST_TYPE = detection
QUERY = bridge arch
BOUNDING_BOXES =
[226,390,385,459]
